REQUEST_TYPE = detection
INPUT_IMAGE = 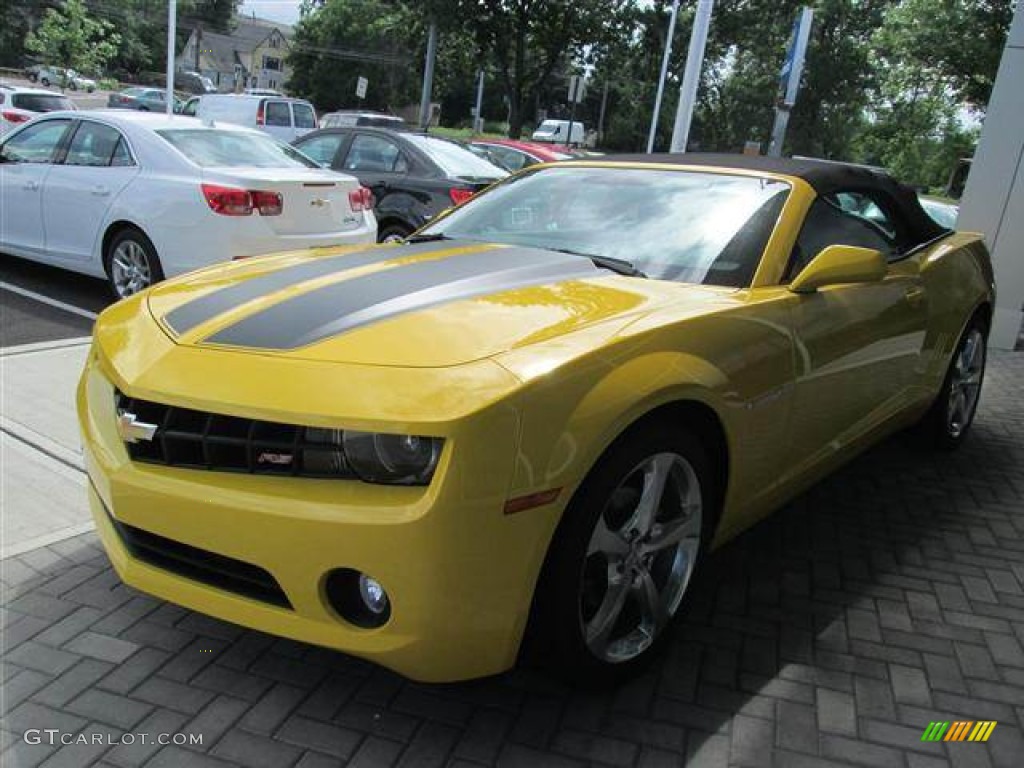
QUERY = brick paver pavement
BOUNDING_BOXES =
[2,351,1022,768]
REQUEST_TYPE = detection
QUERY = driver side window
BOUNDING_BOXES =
[1,119,72,164]
[785,195,895,282]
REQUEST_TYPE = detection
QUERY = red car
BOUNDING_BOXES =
[469,138,573,171]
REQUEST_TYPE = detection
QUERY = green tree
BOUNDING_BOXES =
[287,0,421,112]
[25,0,121,80]
[423,0,631,138]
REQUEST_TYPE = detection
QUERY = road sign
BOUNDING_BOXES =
[356,76,368,100]
[568,75,586,104]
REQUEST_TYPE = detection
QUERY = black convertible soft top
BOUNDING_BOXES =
[583,152,949,246]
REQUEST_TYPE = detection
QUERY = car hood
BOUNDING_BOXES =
[145,239,729,369]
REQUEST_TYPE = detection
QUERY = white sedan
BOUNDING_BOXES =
[0,111,377,298]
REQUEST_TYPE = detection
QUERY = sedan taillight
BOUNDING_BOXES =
[201,184,283,216]
[348,186,374,212]
[251,190,283,216]
[1,111,30,124]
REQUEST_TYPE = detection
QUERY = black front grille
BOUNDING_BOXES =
[115,391,356,479]
[102,499,291,608]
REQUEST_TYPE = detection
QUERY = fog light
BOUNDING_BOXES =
[359,574,389,615]
[324,568,391,628]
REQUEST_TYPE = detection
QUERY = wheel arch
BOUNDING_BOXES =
[101,220,150,271]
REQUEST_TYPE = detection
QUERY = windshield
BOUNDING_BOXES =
[12,94,74,112]
[402,134,507,180]
[157,129,319,168]
[419,166,791,287]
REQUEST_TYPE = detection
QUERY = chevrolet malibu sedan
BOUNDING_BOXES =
[0,111,376,298]
[79,155,994,683]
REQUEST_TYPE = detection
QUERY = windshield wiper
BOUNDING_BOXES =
[548,248,647,278]
[404,233,451,244]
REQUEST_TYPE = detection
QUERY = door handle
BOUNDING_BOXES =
[904,286,925,306]
[23,180,39,191]
[91,185,110,197]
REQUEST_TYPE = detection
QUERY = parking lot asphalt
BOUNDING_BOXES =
[0,258,109,347]
[2,257,1023,768]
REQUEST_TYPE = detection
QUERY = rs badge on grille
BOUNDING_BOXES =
[116,411,158,443]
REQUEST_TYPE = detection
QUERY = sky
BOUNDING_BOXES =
[240,1,302,26]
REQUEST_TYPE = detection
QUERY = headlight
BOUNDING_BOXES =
[305,428,443,486]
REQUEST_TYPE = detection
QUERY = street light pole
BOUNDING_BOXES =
[165,0,176,116]
[418,21,438,130]
[669,0,713,153]
[473,69,485,133]
[647,0,680,153]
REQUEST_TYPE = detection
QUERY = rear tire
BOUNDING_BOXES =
[41,77,50,87]
[920,313,987,450]
[529,423,717,686]
[378,223,412,244]
[104,228,164,300]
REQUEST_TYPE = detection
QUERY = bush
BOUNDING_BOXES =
[98,77,118,91]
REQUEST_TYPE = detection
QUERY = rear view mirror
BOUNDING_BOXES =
[789,244,886,294]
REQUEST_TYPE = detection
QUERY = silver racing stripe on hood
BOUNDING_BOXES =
[202,246,601,351]
[163,240,460,336]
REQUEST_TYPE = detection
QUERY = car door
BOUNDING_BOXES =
[337,132,410,208]
[262,100,294,142]
[291,102,317,141]
[41,120,140,263]
[0,118,73,260]
[783,193,929,476]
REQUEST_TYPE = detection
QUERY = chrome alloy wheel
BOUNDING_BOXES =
[580,452,702,663]
[110,240,152,298]
[947,327,985,439]
[381,233,406,244]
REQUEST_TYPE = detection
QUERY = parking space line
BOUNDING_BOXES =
[0,280,99,321]
[0,336,92,357]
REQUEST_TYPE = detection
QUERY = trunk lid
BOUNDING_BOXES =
[203,167,365,236]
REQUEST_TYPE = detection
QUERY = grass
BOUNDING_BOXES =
[429,126,508,141]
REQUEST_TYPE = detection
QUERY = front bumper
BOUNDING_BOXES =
[78,347,561,682]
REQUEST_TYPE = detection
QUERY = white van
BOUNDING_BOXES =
[194,94,317,143]
[531,119,584,145]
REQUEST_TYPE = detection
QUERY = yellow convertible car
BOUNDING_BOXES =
[79,155,994,684]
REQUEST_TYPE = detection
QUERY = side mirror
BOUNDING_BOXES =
[789,244,886,294]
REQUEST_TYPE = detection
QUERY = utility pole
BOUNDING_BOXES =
[194,24,201,72]
[473,69,485,133]
[669,0,713,153]
[418,21,438,130]
[647,0,680,153]
[597,80,609,144]
[165,0,176,116]
[768,7,813,157]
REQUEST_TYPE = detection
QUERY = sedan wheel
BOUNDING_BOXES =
[531,423,714,685]
[581,453,702,664]
[105,229,164,300]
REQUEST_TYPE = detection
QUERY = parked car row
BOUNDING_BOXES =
[0,89,571,300]
[24,65,97,92]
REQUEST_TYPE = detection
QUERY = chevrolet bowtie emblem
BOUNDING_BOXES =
[116,411,158,443]
[310,198,329,207]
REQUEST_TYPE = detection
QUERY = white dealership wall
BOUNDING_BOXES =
[958,4,1024,350]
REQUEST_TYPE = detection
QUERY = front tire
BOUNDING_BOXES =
[105,228,164,300]
[921,314,987,449]
[531,423,716,686]
[378,223,412,243]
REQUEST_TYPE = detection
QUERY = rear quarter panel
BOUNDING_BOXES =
[914,233,995,394]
